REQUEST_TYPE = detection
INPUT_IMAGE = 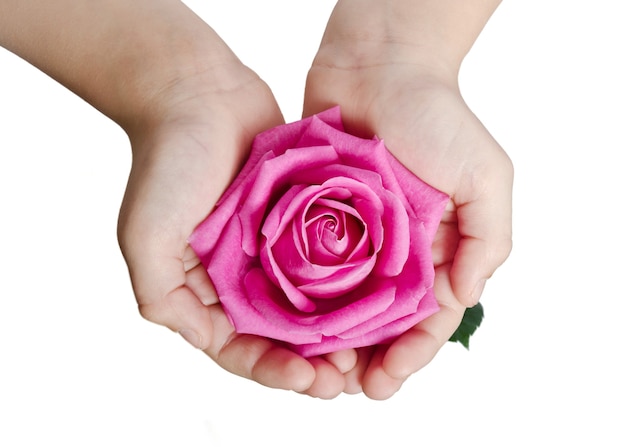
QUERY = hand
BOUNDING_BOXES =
[116,64,354,398]
[303,26,512,399]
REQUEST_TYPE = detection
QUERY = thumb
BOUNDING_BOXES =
[450,154,513,307]
[118,186,216,350]
[123,245,215,350]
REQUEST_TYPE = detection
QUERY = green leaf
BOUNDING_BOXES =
[448,302,484,349]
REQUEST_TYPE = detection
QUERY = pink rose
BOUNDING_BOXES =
[189,107,448,357]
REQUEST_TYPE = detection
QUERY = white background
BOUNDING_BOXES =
[1,1,625,445]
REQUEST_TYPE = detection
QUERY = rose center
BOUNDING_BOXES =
[304,203,369,266]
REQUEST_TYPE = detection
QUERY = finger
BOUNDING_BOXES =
[361,347,405,400]
[118,189,213,347]
[183,254,219,306]
[342,347,374,395]
[205,305,316,392]
[431,201,461,267]
[324,349,358,374]
[210,304,345,397]
[451,150,513,306]
[214,334,316,393]
[129,253,215,350]
[381,264,465,380]
[117,170,217,349]
[301,357,346,399]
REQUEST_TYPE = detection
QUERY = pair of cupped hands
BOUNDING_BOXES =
[117,16,512,400]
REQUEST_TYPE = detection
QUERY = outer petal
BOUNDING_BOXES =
[205,216,251,297]
[313,106,344,131]
[295,117,449,240]
[240,269,322,343]
[292,288,440,357]
[188,150,274,261]
[296,119,411,203]
[386,151,449,241]
[246,269,397,340]
[251,106,344,159]
[291,164,386,193]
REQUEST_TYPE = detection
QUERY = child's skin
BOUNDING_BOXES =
[0,0,511,399]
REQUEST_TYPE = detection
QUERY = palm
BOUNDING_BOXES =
[117,73,354,396]
[304,64,512,398]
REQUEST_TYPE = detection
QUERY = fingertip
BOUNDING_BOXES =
[382,329,437,380]
[363,373,403,401]
[178,328,205,350]
[453,274,488,308]
[252,347,316,392]
[343,370,364,395]
[341,346,373,395]
[452,278,485,308]
[362,349,404,400]
[324,348,358,374]
[137,286,214,350]
[302,357,346,399]
[380,265,466,381]
[284,356,317,393]
[450,236,509,306]
[469,278,487,306]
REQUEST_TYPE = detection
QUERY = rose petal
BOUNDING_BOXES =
[240,268,322,344]
[238,145,341,256]
[308,177,385,255]
[262,241,317,312]
[307,213,368,265]
[304,200,370,264]
[262,181,382,297]
[292,289,440,357]
[337,221,435,339]
[295,255,378,298]
[246,268,397,340]
[201,215,319,343]
[205,216,250,295]
[251,106,344,160]
[305,208,348,264]
[296,118,407,198]
[294,117,449,237]
[188,150,274,261]
[372,189,410,277]
[271,220,372,285]
[262,220,377,302]
[386,152,449,240]
[262,184,351,247]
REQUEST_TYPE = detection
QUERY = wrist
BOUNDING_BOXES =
[312,0,500,82]
[311,39,459,89]
[91,9,246,133]
[123,55,280,165]
[118,47,255,138]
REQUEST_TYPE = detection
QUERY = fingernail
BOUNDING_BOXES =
[178,329,203,349]
[471,279,487,305]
